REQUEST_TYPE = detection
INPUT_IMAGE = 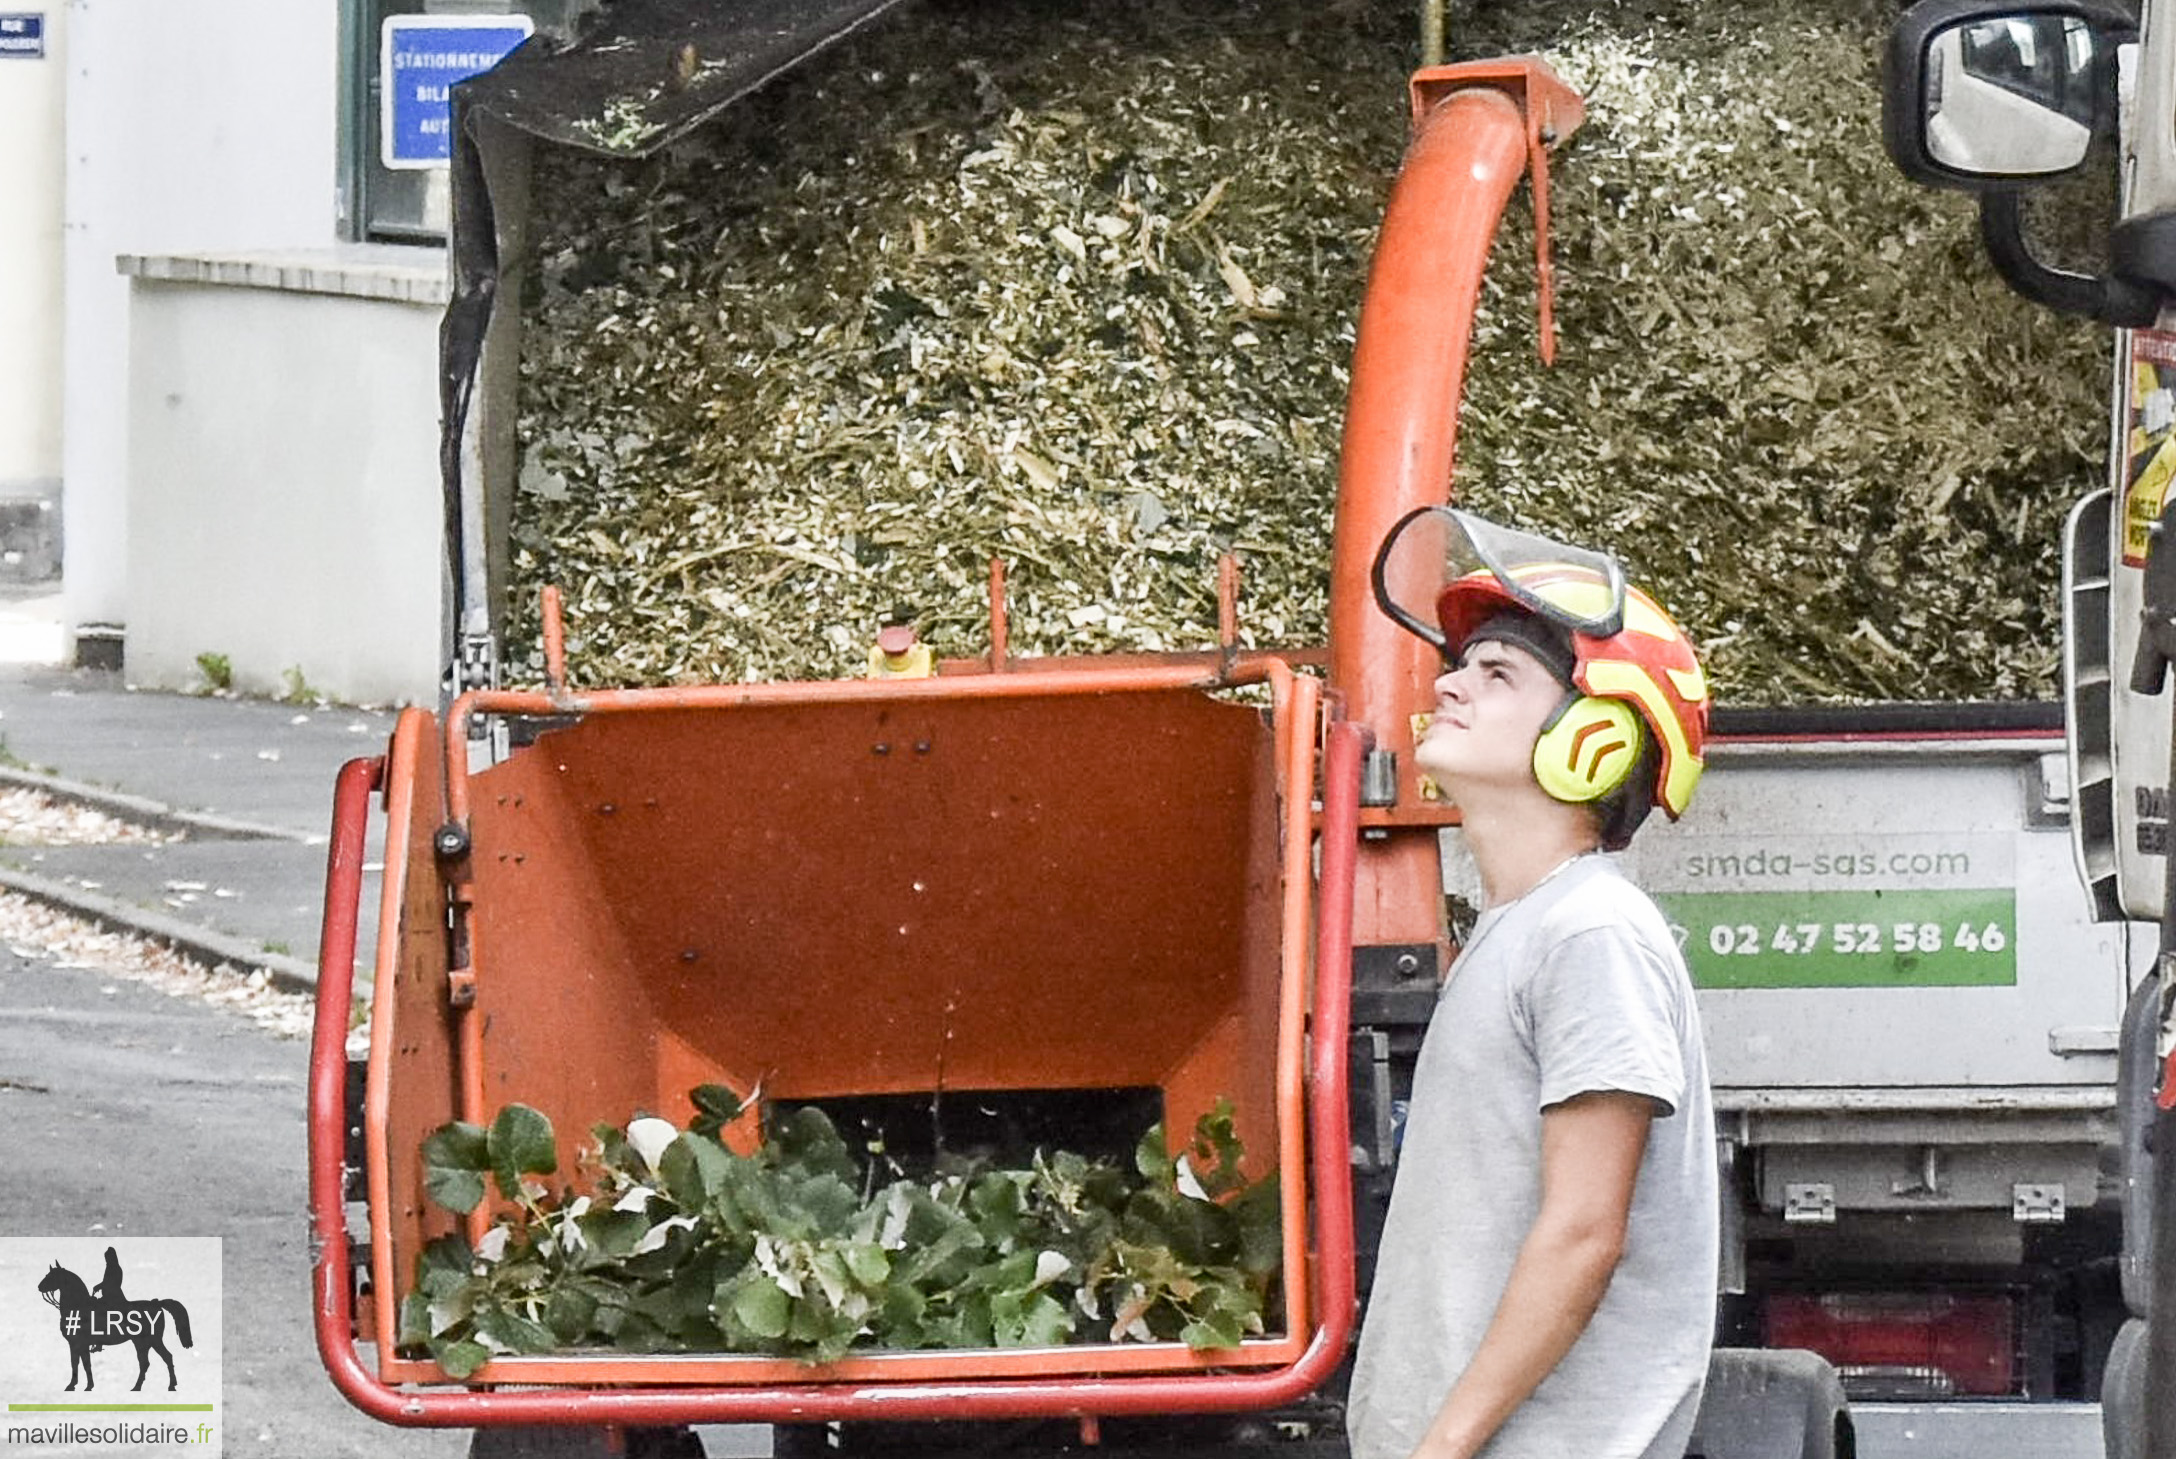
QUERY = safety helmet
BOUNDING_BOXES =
[1370,507,1709,841]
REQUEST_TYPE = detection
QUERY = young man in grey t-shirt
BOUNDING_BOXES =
[1351,510,1716,1459]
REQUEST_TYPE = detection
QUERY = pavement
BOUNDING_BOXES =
[0,936,472,1458]
[0,601,778,1457]
[0,661,397,993]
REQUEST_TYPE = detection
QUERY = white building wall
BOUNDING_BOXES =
[0,9,65,502]
[62,0,344,637]
[123,278,443,705]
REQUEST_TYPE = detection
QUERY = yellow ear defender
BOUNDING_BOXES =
[1531,694,1646,805]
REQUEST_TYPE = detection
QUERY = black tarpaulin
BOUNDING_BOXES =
[458,0,912,157]
[438,0,916,698]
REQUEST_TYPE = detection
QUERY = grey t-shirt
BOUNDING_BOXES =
[1346,855,1717,1459]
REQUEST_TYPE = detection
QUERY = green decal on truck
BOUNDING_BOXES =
[1653,888,2018,989]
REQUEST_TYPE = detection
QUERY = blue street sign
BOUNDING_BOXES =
[380,14,534,169]
[0,14,44,59]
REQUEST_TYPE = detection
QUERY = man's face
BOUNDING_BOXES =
[1414,636,1568,799]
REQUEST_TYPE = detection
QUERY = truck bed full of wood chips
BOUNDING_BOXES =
[511,0,2107,704]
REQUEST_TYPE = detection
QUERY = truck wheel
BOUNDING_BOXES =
[1686,1348,1852,1459]
[467,1428,707,1459]
[2119,973,2158,1318]
[771,1425,830,1459]
[2105,1316,2147,1459]
[2152,1099,2176,1459]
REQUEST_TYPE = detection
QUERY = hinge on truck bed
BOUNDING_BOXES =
[2012,1182,2067,1223]
[453,633,498,734]
[1782,1183,1837,1224]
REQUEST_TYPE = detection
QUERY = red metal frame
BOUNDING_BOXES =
[309,718,1364,1427]
[540,586,569,693]
[1712,728,2062,747]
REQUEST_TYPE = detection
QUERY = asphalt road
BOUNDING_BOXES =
[0,942,467,1459]
[0,944,777,1459]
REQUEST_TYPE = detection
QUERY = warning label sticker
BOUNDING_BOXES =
[2123,330,2176,566]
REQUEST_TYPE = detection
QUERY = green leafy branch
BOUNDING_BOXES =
[402,1091,1281,1376]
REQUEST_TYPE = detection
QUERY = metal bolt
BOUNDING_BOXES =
[914,740,932,754]
[873,743,892,755]
[598,802,617,815]
[433,824,470,861]
[680,949,700,963]
[1394,952,1422,979]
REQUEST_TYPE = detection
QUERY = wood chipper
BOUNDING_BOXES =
[305,5,1619,1455]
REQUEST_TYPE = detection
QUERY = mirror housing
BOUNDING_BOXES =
[1884,0,2133,189]
[1981,190,2161,326]
[1885,0,2160,325]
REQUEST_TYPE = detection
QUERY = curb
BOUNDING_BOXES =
[0,865,340,998]
[0,766,318,845]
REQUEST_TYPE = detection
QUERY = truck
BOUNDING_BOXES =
[1882,0,2176,1453]
[303,1,2156,1456]
[1622,709,2138,1454]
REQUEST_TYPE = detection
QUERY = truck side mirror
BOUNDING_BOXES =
[1880,1,2115,187]
[1884,0,2161,325]
[1884,1,2126,187]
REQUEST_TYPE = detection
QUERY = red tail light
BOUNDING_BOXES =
[1764,1291,2016,1398]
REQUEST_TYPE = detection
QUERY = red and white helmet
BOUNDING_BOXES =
[1371,507,1710,824]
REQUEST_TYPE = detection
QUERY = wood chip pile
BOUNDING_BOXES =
[512,0,2108,703]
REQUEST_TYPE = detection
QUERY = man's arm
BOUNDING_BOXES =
[1405,1090,1656,1459]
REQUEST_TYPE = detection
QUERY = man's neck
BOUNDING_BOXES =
[1461,798,1603,908]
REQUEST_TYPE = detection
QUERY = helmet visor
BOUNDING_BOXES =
[1371,507,1627,653]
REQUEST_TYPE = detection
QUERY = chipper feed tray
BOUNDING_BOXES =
[309,658,1361,1424]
